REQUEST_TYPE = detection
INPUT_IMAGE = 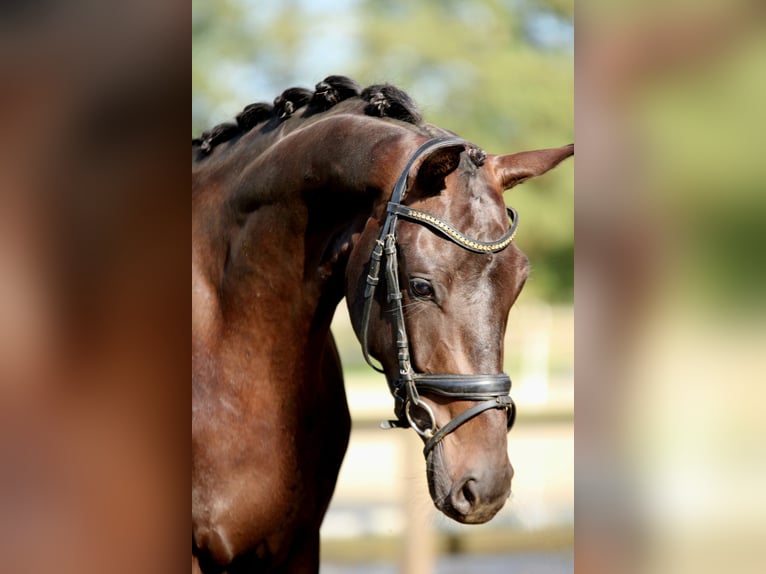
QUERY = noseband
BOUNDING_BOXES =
[360,136,518,458]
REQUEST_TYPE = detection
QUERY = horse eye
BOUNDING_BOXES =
[410,278,434,299]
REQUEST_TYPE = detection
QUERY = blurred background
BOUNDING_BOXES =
[193,1,573,572]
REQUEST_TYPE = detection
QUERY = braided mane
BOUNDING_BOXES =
[193,75,487,169]
[193,75,426,159]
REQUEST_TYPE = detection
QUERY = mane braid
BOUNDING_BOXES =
[199,122,240,153]
[307,75,361,114]
[236,103,274,130]
[361,84,422,125]
[273,87,313,120]
[467,145,487,167]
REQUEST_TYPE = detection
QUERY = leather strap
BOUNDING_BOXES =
[413,373,511,398]
[423,396,514,457]
[390,136,467,204]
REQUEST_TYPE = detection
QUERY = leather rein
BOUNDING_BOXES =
[359,136,518,458]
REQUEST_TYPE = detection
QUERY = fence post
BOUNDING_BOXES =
[401,434,436,574]
[520,303,552,404]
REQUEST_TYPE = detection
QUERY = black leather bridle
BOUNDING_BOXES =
[360,136,518,458]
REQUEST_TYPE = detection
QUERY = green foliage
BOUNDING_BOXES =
[192,0,573,301]
[640,33,766,312]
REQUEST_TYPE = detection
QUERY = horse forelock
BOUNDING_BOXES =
[193,75,432,163]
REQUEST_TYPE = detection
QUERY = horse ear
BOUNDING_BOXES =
[492,144,573,190]
[412,144,464,196]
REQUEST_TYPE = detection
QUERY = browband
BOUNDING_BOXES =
[386,204,519,254]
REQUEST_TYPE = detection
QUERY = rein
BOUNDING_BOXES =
[360,136,518,458]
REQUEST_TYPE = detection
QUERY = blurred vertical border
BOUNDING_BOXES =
[575,1,766,573]
[0,2,189,573]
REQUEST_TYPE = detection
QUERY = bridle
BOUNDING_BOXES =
[360,136,519,458]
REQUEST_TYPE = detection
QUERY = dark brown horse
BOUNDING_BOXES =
[192,76,572,573]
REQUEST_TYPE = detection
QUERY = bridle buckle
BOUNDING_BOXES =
[405,400,436,439]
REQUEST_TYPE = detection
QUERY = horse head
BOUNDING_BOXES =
[345,138,573,524]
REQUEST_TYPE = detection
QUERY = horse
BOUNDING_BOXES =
[192,75,573,573]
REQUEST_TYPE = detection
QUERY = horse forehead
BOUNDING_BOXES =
[400,226,496,280]
[435,170,507,231]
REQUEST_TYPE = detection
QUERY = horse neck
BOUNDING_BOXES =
[198,115,423,351]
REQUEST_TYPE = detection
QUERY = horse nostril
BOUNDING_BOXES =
[443,469,512,524]
[450,477,479,515]
[463,479,477,505]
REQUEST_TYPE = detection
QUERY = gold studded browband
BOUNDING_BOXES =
[385,203,519,254]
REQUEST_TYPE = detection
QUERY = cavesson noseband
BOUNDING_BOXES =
[360,136,518,458]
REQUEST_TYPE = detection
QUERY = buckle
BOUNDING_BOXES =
[405,400,436,439]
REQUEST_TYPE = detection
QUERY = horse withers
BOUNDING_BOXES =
[192,76,573,573]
